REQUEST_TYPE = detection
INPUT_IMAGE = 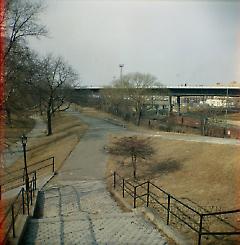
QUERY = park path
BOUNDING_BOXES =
[3,115,46,168]
[21,111,168,244]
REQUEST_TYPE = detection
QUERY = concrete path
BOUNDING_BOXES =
[3,115,46,168]
[144,131,240,145]
[21,112,168,244]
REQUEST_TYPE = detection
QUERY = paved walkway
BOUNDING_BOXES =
[3,115,46,168]
[145,131,240,145]
[21,112,168,244]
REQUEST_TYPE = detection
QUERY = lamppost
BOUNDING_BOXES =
[21,134,29,191]
[119,64,124,83]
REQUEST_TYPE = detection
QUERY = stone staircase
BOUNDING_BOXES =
[22,180,168,244]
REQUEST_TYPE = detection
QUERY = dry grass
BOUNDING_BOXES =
[107,136,240,208]
[106,135,240,245]
[1,111,88,243]
[5,114,35,145]
[3,111,88,181]
[226,113,240,121]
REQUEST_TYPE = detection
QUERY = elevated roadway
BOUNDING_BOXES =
[75,86,240,97]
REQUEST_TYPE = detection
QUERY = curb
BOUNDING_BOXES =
[140,207,193,245]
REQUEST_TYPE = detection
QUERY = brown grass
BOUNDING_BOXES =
[5,114,35,145]
[107,136,240,208]
[106,135,240,245]
[3,112,88,181]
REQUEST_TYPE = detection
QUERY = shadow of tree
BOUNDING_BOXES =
[139,158,183,179]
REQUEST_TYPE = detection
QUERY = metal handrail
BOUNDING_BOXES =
[0,156,54,185]
[0,157,54,200]
[113,171,240,245]
[0,171,37,245]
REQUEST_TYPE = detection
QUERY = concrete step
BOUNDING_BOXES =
[22,180,168,244]
[24,212,167,245]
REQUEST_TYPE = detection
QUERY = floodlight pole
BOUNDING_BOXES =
[119,64,124,83]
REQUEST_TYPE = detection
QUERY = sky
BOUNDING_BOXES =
[29,0,240,87]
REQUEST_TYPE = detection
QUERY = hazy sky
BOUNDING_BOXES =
[29,0,240,86]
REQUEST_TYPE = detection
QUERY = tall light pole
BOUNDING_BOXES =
[21,134,29,191]
[119,64,124,83]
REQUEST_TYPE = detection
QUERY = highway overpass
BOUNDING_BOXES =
[73,86,240,114]
[75,86,240,97]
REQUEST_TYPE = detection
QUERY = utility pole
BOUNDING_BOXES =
[119,64,124,83]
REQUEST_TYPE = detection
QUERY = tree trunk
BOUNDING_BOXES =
[51,100,55,117]
[47,109,52,135]
[5,107,12,126]
[39,97,43,115]
[137,109,142,126]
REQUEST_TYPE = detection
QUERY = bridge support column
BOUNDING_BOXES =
[168,96,173,114]
[177,96,181,115]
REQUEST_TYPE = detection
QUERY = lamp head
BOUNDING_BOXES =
[21,134,27,145]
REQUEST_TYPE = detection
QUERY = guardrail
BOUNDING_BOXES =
[0,172,37,245]
[0,156,55,200]
[113,172,240,245]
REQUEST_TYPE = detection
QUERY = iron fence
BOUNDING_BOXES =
[113,172,240,245]
[0,156,55,200]
[0,172,37,245]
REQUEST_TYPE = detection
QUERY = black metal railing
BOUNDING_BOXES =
[113,172,240,245]
[0,172,37,245]
[0,156,55,200]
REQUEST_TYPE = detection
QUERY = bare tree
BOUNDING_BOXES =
[4,45,40,124]
[3,0,47,123]
[100,86,125,116]
[5,0,47,59]
[113,72,160,125]
[38,55,78,135]
[108,136,154,178]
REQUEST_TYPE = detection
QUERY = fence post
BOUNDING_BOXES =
[134,186,137,208]
[11,205,15,238]
[122,178,125,198]
[167,194,171,225]
[34,171,37,190]
[30,187,33,205]
[27,191,30,215]
[52,157,55,173]
[147,181,150,207]
[198,214,203,245]
[113,172,116,189]
[22,188,25,214]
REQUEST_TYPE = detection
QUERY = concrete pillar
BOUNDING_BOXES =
[177,96,181,115]
[168,96,173,114]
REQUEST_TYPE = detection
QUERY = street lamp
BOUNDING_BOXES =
[21,134,29,191]
[119,64,124,83]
